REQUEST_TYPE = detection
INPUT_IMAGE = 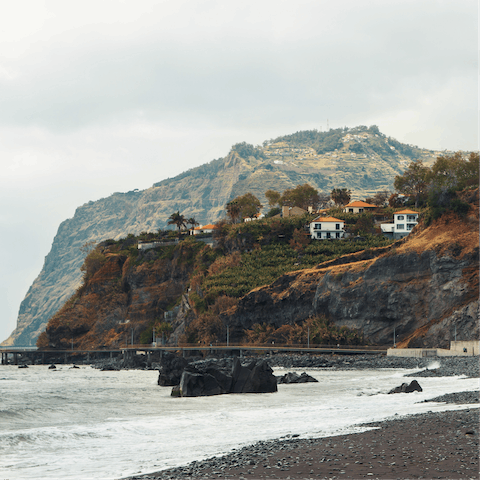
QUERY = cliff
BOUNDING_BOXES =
[38,239,204,350]
[222,190,479,347]
[3,125,440,346]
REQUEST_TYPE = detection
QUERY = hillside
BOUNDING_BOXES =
[3,125,442,346]
[36,188,478,351]
[222,189,479,348]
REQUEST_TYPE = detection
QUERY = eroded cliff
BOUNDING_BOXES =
[222,192,479,347]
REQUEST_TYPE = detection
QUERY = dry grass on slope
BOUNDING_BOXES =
[394,209,478,259]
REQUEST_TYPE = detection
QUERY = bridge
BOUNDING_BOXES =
[0,344,387,365]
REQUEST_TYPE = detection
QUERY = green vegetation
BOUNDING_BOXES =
[244,316,365,346]
[394,152,479,223]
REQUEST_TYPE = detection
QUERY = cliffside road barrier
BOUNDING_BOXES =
[0,345,387,365]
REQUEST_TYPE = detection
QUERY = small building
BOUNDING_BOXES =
[271,206,309,219]
[243,212,265,222]
[343,201,377,214]
[381,209,419,239]
[309,216,345,240]
[192,224,217,235]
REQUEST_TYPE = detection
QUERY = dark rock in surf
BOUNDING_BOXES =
[48,364,56,369]
[277,371,318,384]
[172,356,277,397]
[388,379,423,394]
[158,352,189,386]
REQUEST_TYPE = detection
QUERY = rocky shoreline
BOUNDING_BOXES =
[121,354,479,480]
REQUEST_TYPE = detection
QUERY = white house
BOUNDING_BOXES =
[309,216,345,240]
[192,224,217,235]
[381,209,419,239]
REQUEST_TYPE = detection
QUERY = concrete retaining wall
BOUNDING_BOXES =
[387,340,479,357]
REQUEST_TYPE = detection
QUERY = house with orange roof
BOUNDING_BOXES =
[343,201,377,214]
[192,224,217,235]
[381,209,419,239]
[309,216,345,240]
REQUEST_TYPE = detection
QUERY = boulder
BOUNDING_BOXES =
[158,351,189,386]
[388,379,423,394]
[170,356,278,397]
[277,372,318,384]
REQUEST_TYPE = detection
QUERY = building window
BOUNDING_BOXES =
[407,215,417,222]
[317,232,322,239]
[397,224,404,230]
[397,215,404,220]
[335,232,340,238]
[349,208,353,213]
[407,224,415,230]
[326,232,331,239]
[336,224,340,230]
[359,208,364,213]
[314,224,321,230]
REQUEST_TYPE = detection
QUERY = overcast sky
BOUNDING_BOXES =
[0,0,477,343]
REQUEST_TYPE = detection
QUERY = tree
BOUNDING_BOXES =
[265,189,281,207]
[330,188,352,205]
[226,200,242,224]
[186,217,199,234]
[280,184,321,210]
[226,193,262,222]
[393,160,430,208]
[428,152,479,192]
[367,190,390,207]
[168,211,186,236]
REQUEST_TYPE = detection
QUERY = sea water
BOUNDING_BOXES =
[0,364,478,480]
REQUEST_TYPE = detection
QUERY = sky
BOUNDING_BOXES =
[0,0,477,343]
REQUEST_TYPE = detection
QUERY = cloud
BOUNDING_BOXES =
[0,0,475,150]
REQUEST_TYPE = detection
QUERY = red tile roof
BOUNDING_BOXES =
[312,216,344,223]
[395,209,418,215]
[345,201,377,208]
[194,224,217,230]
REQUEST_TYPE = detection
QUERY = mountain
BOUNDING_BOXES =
[3,125,442,346]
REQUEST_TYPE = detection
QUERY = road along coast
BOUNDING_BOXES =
[123,355,479,480]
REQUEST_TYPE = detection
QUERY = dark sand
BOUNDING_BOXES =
[124,356,479,480]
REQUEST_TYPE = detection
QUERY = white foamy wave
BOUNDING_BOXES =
[0,365,478,480]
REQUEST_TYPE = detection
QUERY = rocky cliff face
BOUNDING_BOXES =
[39,240,203,350]
[223,195,479,347]
[3,127,439,346]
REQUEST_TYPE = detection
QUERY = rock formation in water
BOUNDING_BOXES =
[170,356,278,397]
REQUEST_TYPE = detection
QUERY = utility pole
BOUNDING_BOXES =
[153,327,155,345]
[131,328,134,346]
[227,326,229,347]
[393,326,396,348]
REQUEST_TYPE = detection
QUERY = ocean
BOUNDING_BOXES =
[0,363,478,480]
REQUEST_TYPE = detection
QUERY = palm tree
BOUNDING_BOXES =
[168,211,186,237]
[186,217,199,235]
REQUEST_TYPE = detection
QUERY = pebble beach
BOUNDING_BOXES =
[124,354,479,480]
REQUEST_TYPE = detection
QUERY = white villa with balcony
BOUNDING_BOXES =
[381,209,419,239]
[309,216,345,240]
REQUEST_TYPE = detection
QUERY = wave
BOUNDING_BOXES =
[0,427,103,448]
